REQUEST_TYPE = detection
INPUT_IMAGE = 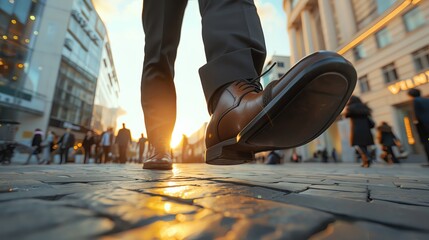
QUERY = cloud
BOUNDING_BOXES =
[255,0,278,23]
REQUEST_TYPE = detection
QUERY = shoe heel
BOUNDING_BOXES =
[205,139,254,165]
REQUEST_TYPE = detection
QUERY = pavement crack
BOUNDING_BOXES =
[127,188,196,205]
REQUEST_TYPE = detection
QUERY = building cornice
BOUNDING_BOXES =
[337,0,421,55]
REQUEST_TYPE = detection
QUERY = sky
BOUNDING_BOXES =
[93,0,290,147]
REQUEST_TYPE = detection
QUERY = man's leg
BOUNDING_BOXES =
[198,0,266,112]
[64,148,68,164]
[24,152,33,165]
[139,147,144,162]
[119,146,126,163]
[199,0,356,165]
[141,0,188,151]
[423,141,429,163]
[141,0,188,170]
[59,150,64,164]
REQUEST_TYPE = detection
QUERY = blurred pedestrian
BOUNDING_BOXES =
[345,96,375,168]
[40,130,55,164]
[377,122,400,164]
[290,148,301,163]
[100,127,113,163]
[138,133,148,163]
[321,148,328,163]
[57,128,75,164]
[116,123,132,164]
[407,88,429,165]
[331,148,338,163]
[24,128,43,165]
[82,131,95,164]
[266,150,283,165]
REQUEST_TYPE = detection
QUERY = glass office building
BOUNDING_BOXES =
[0,0,46,118]
[0,0,119,146]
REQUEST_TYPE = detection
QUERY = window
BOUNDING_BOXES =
[353,44,366,61]
[375,28,391,48]
[359,76,370,93]
[403,7,424,32]
[278,73,284,78]
[277,62,284,68]
[376,0,397,14]
[412,46,429,72]
[382,63,398,83]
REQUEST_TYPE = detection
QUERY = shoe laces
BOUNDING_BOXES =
[235,62,277,93]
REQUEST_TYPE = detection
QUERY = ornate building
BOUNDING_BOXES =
[284,0,429,161]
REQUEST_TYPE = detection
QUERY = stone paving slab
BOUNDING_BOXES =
[279,193,429,231]
[1,163,429,239]
[311,221,429,240]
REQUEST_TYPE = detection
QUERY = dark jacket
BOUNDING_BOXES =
[82,136,94,150]
[345,102,374,146]
[31,130,43,153]
[116,128,131,146]
[58,132,75,149]
[377,124,397,147]
[413,97,429,142]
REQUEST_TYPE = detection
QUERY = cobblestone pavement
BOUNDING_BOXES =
[1,163,429,239]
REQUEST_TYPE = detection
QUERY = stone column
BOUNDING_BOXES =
[301,8,315,54]
[335,0,357,43]
[318,0,338,50]
[288,27,300,64]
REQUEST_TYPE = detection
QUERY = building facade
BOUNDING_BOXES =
[284,0,429,161]
[0,0,47,127]
[0,0,119,146]
[91,40,121,135]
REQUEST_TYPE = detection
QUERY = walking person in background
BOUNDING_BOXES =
[266,150,283,165]
[100,127,113,163]
[331,148,338,163]
[24,128,43,165]
[345,96,375,168]
[116,123,132,164]
[40,130,55,164]
[377,122,401,164]
[82,131,95,164]
[138,133,148,163]
[407,88,429,166]
[57,128,75,164]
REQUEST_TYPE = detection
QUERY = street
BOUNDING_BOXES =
[1,162,429,239]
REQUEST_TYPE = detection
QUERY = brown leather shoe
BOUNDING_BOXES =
[205,51,357,165]
[143,150,172,170]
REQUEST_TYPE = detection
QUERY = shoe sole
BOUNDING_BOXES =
[206,52,357,165]
[142,162,173,170]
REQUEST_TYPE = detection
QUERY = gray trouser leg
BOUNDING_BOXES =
[141,0,266,145]
[141,0,188,146]
[198,0,266,111]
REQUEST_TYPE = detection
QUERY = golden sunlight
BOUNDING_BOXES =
[116,114,204,149]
